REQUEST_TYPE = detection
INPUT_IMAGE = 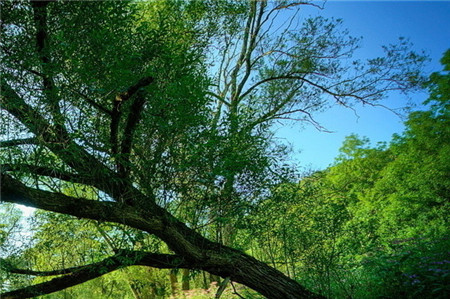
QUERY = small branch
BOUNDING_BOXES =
[206,91,231,106]
[274,2,324,11]
[231,281,246,299]
[1,46,45,77]
[69,88,112,116]
[94,222,118,251]
[215,277,230,299]
[272,108,331,132]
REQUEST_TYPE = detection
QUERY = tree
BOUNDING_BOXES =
[0,1,426,298]
[310,52,450,297]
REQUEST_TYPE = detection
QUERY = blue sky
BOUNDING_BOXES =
[276,0,450,170]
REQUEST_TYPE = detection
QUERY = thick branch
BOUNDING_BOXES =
[0,137,37,147]
[1,79,134,200]
[0,173,163,233]
[119,87,151,177]
[110,76,154,157]
[0,250,189,299]
[0,172,324,299]
[31,0,63,126]
[31,1,51,64]
[1,163,87,185]
[1,259,88,277]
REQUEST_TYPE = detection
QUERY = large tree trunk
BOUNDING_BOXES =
[1,173,324,299]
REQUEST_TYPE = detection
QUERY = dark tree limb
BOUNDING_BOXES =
[0,172,163,233]
[110,76,154,157]
[1,250,188,277]
[1,80,132,200]
[0,137,37,147]
[119,90,150,178]
[31,0,62,123]
[0,172,325,299]
[69,88,112,116]
[0,250,190,299]
[0,259,88,277]
[1,163,87,185]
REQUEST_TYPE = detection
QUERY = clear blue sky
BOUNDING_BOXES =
[276,0,450,170]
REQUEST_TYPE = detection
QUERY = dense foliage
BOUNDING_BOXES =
[246,50,450,298]
[0,0,443,298]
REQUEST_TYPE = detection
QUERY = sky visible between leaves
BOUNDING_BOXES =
[276,0,450,171]
[6,1,450,217]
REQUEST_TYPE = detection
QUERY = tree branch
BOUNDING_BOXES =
[0,174,325,299]
[1,163,87,185]
[0,250,190,299]
[119,84,152,178]
[274,2,324,11]
[31,0,64,124]
[0,137,37,147]
[0,172,164,233]
[110,76,154,157]
[1,259,88,277]
[1,79,134,200]
[69,88,112,116]
[234,1,266,102]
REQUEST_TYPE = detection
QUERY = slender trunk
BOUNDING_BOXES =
[182,269,190,291]
[202,271,208,289]
[169,269,178,297]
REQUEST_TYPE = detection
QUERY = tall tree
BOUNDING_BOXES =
[0,1,426,298]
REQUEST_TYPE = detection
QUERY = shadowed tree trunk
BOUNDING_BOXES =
[0,173,324,299]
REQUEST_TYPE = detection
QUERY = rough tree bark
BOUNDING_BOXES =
[0,173,324,299]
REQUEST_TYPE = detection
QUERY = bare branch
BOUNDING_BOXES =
[274,2,324,11]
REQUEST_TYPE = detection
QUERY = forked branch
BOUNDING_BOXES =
[110,76,153,158]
